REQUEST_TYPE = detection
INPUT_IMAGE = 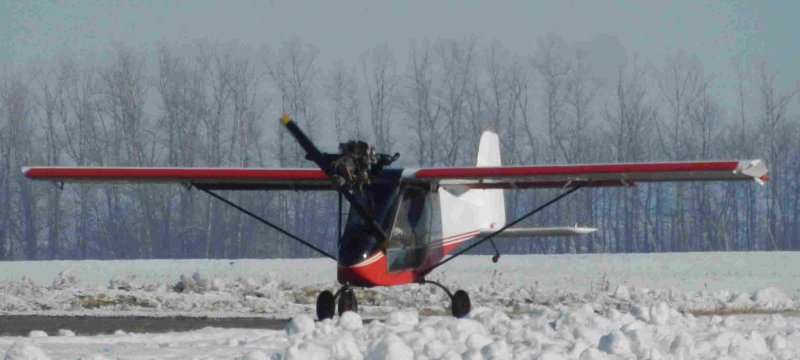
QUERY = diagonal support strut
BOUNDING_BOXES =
[426,180,591,273]
[198,187,336,261]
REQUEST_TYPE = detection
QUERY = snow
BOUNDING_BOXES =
[3,304,800,359]
[56,329,74,337]
[285,315,315,336]
[4,341,50,360]
[1,253,800,358]
[339,311,364,331]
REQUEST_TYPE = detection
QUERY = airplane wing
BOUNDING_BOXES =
[22,167,334,191]
[414,159,768,189]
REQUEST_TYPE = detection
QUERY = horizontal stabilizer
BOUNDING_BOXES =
[480,226,597,238]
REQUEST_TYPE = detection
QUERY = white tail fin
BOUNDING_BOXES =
[459,130,506,230]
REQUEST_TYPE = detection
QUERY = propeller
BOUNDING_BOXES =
[280,114,390,249]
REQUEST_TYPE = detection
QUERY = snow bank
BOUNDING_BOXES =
[2,305,799,359]
[2,254,799,318]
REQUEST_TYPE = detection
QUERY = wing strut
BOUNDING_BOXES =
[198,187,336,260]
[426,181,591,273]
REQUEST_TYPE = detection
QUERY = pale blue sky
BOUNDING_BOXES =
[0,0,797,109]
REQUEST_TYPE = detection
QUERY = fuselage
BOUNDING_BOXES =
[336,169,488,287]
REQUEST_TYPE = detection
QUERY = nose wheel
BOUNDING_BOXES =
[316,290,336,320]
[316,287,359,320]
[338,287,358,315]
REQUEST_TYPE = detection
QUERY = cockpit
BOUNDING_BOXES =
[337,183,440,272]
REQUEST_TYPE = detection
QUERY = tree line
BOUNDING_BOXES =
[0,38,797,260]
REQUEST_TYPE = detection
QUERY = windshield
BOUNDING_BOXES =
[337,183,400,266]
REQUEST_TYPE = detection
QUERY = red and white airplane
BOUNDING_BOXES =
[24,114,769,319]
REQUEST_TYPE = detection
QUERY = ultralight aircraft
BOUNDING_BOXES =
[24,114,769,319]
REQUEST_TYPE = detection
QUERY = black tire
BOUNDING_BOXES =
[337,288,358,316]
[451,290,471,318]
[316,290,335,321]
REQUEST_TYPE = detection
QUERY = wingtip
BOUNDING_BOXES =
[21,166,31,176]
[574,227,598,234]
[738,159,769,185]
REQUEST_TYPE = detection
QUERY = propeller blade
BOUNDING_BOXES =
[280,114,390,246]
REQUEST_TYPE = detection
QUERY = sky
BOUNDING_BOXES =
[0,0,797,111]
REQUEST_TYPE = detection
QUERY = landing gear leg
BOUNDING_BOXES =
[337,286,358,315]
[422,280,471,318]
[316,290,335,320]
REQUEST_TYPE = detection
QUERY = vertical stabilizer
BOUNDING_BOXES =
[459,130,506,229]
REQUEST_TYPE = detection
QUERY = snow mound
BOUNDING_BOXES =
[286,315,315,336]
[50,269,77,290]
[286,341,329,360]
[366,333,414,360]
[338,311,363,331]
[752,287,793,310]
[4,341,50,360]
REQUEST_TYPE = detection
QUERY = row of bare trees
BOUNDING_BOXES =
[0,38,796,260]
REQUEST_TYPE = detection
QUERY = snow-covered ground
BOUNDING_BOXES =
[2,252,800,359]
[3,306,800,359]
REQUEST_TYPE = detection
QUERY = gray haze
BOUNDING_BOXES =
[1,0,797,106]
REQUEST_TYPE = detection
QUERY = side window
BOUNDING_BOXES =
[387,187,432,272]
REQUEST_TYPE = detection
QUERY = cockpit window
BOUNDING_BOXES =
[389,186,432,249]
[386,186,433,272]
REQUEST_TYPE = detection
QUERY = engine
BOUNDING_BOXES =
[316,141,398,194]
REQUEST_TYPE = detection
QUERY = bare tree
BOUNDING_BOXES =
[155,47,209,257]
[100,50,153,258]
[35,71,65,258]
[403,41,440,166]
[362,44,399,152]
[534,38,570,164]
[605,65,657,253]
[757,64,797,250]
[266,39,323,257]
[326,63,362,143]
[437,39,476,166]
[1,75,39,259]
[266,39,319,166]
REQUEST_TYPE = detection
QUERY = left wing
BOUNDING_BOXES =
[413,160,768,189]
[22,167,335,191]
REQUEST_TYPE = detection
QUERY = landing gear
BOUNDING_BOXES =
[316,290,336,320]
[337,287,358,315]
[316,287,359,320]
[422,280,471,318]
[451,290,471,318]
[318,283,469,320]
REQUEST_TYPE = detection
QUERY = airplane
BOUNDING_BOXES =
[23,114,769,320]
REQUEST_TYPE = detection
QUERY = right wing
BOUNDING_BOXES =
[22,167,335,191]
[414,159,769,189]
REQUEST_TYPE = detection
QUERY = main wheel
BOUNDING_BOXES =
[338,287,358,315]
[451,290,471,318]
[316,290,335,320]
